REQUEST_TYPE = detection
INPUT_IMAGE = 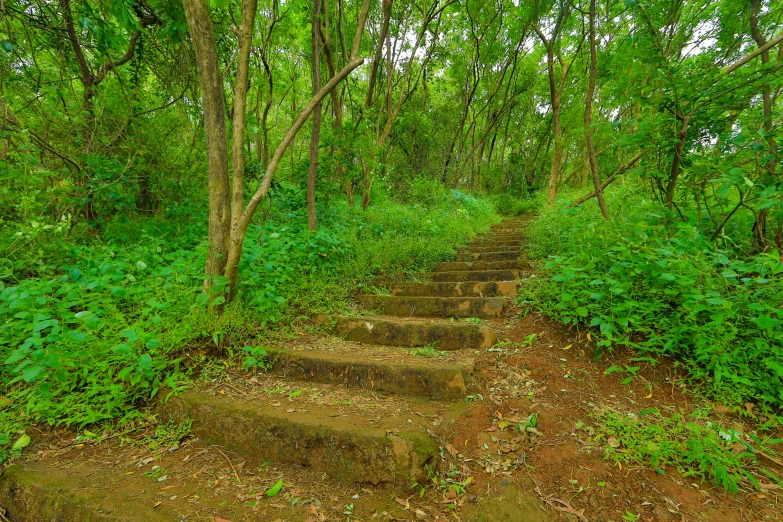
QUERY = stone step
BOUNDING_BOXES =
[357,295,507,318]
[314,314,497,349]
[0,464,173,522]
[435,260,530,272]
[462,245,520,253]
[390,280,517,297]
[483,233,526,240]
[159,385,442,486]
[424,269,520,282]
[455,251,522,262]
[491,225,526,231]
[467,240,524,248]
[265,344,474,399]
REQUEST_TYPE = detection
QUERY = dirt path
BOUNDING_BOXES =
[1,216,780,521]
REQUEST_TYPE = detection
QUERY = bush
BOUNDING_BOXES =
[524,187,783,409]
[488,193,539,216]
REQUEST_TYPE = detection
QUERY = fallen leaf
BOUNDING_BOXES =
[587,333,592,341]
[12,434,31,451]
[562,344,572,350]
[644,392,652,399]
[546,498,588,522]
[607,437,620,448]
[265,479,283,497]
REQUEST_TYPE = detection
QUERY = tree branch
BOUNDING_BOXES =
[567,150,648,207]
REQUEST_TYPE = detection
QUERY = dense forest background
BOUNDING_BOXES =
[0,0,781,451]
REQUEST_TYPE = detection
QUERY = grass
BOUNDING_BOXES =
[582,406,783,493]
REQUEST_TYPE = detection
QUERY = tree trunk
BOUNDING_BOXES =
[665,115,689,211]
[750,0,778,252]
[183,0,231,291]
[584,0,608,218]
[548,92,563,205]
[308,0,323,231]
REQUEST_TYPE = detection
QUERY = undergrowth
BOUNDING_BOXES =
[580,406,783,493]
[523,186,783,410]
[522,185,783,492]
[0,178,499,459]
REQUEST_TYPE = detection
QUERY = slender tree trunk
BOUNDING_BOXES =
[307,0,323,231]
[584,0,608,218]
[750,0,778,252]
[548,91,563,205]
[183,0,231,291]
[665,115,689,211]
[225,0,258,300]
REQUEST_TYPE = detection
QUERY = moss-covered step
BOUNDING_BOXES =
[491,225,526,232]
[424,269,521,282]
[159,391,438,486]
[461,245,520,253]
[476,232,526,241]
[466,239,524,248]
[0,463,173,522]
[389,280,517,298]
[434,260,530,272]
[265,346,474,399]
[357,295,506,318]
[454,251,522,262]
[313,315,497,349]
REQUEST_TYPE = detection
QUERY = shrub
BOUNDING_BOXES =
[524,187,783,409]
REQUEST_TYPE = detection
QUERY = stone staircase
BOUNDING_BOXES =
[0,217,531,521]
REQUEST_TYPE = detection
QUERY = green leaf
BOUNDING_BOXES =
[22,365,43,382]
[757,315,778,330]
[265,479,283,497]
[138,354,152,369]
[136,261,148,270]
[43,352,62,369]
[146,339,162,349]
[112,343,132,354]
[12,434,30,451]
[121,329,138,343]
[212,275,231,286]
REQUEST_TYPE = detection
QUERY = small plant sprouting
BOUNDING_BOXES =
[242,345,270,372]
[409,341,446,358]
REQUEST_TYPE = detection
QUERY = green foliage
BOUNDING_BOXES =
[524,187,783,409]
[0,180,499,449]
[586,407,782,493]
[409,343,446,357]
[487,193,538,216]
